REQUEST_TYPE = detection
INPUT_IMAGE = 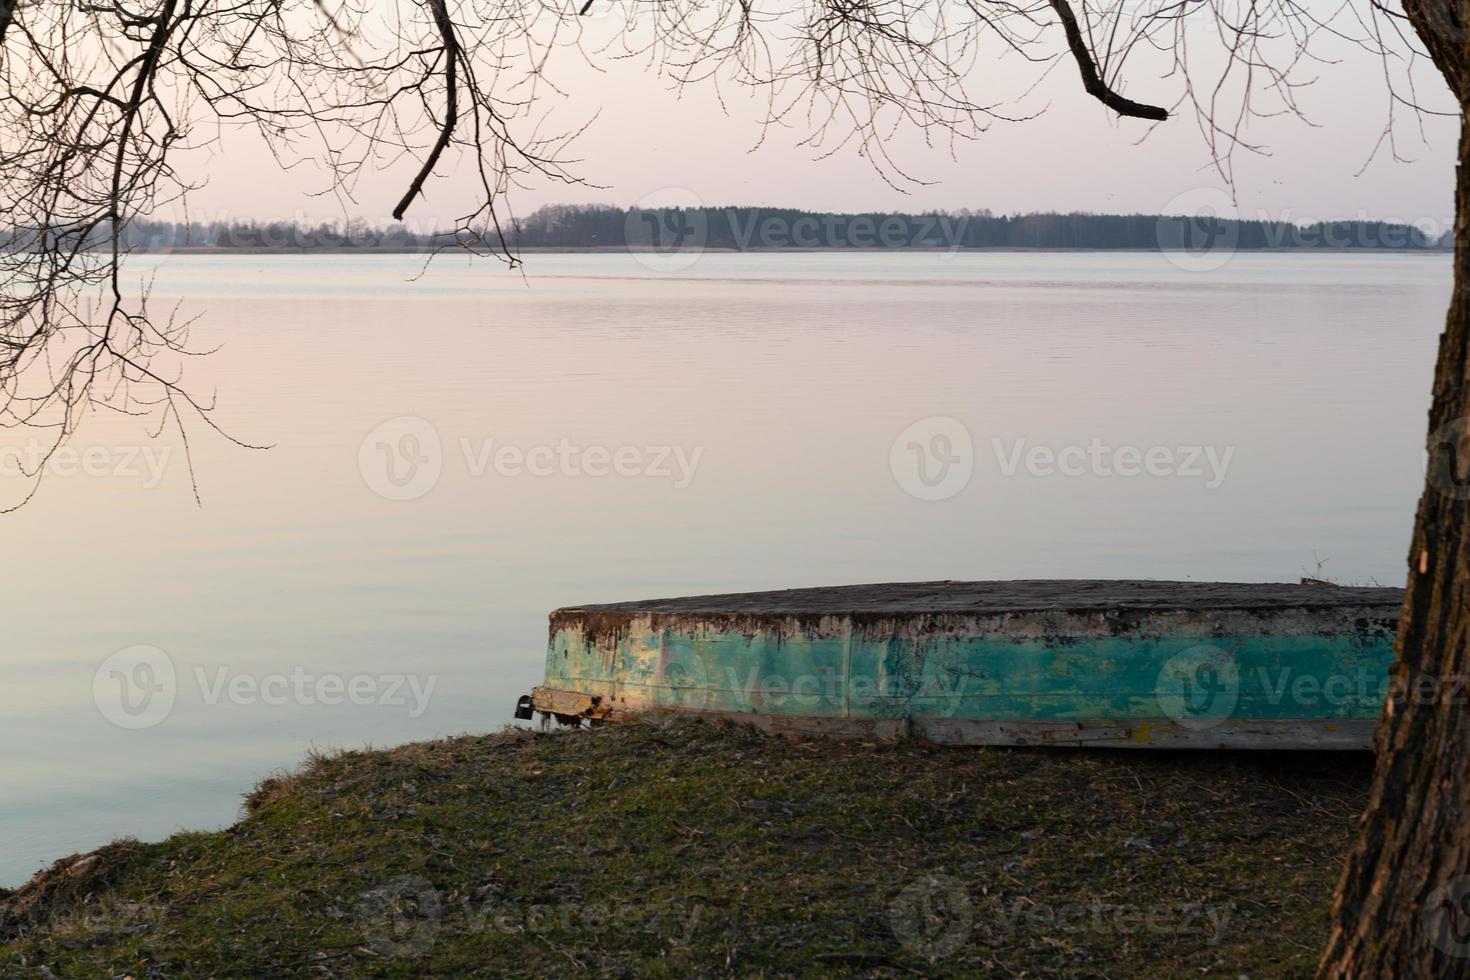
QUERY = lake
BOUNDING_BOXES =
[0,250,1448,887]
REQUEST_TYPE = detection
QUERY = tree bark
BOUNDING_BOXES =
[1318,110,1470,977]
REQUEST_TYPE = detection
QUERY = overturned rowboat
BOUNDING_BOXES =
[517,580,1402,749]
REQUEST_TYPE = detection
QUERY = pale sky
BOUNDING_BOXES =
[173,7,1460,233]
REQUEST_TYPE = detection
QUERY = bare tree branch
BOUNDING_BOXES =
[1049,0,1168,120]
[391,0,459,221]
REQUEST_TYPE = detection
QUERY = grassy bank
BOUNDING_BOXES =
[1,721,1370,977]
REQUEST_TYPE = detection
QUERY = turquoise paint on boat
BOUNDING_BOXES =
[526,580,1402,748]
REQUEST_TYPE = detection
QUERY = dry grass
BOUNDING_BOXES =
[1,720,1371,977]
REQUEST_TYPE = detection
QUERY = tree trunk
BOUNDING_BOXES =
[1318,112,1470,976]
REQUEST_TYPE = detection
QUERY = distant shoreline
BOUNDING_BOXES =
[127,245,1453,255]
[105,205,1454,253]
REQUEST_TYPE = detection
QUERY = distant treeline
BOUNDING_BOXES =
[522,204,1448,251]
[93,204,1449,252]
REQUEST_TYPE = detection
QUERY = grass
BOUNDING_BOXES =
[0,720,1371,977]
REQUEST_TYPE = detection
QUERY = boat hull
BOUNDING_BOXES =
[527,580,1402,749]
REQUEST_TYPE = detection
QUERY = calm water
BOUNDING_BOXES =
[0,251,1448,886]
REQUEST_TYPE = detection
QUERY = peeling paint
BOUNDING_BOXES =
[531,581,1402,748]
